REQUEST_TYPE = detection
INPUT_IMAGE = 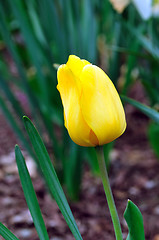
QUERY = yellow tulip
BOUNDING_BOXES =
[57,55,126,147]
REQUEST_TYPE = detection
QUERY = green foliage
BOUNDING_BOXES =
[0,0,100,199]
[15,145,49,240]
[1,0,159,200]
[0,117,146,240]
[121,95,159,123]
[0,222,19,240]
[23,116,83,240]
[148,122,159,158]
[1,118,83,240]
[124,200,145,240]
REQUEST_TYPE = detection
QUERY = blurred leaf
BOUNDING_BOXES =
[126,233,131,240]
[122,40,140,95]
[38,0,66,62]
[81,0,97,62]
[0,3,42,126]
[8,0,49,103]
[65,142,84,200]
[121,95,159,123]
[23,116,83,240]
[0,2,62,160]
[125,22,159,61]
[86,147,99,175]
[0,222,19,240]
[109,20,122,85]
[148,122,159,159]
[141,78,159,106]
[124,200,145,240]
[103,142,114,171]
[0,76,24,118]
[0,95,35,158]
[15,145,49,240]
[26,0,47,47]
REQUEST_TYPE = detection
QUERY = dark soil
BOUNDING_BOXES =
[0,83,159,240]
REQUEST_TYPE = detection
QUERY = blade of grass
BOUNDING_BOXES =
[124,22,159,61]
[65,143,83,200]
[0,222,20,240]
[62,0,76,53]
[103,142,114,171]
[15,145,50,240]
[0,4,60,156]
[106,45,154,60]
[108,19,122,85]
[38,0,66,62]
[141,78,159,105]
[0,3,41,128]
[121,95,159,123]
[8,0,48,104]
[0,95,35,158]
[23,116,83,240]
[26,0,47,47]
[0,75,24,118]
[122,40,140,95]
[86,147,99,175]
[81,0,97,62]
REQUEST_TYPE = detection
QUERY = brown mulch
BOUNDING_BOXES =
[0,86,159,240]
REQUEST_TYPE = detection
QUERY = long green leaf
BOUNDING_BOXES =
[124,22,159,61]
[0,222,19,240]
[15,145,50,240]
[0,76,24,118]
[0,3,41,127]
[8,0,50,104]
[121,95,159,123]
[0,3,60,157]
[124,200,145,240]
[23,116,83,240]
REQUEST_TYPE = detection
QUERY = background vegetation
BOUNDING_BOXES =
[0,0,159,200]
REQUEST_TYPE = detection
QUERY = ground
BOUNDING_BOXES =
[0,83,159,240]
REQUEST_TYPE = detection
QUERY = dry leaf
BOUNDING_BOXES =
[109,0,130,13]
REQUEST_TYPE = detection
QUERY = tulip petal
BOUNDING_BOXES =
[66,55,90,78]
[57,64,96,146]
[80,65,126,145]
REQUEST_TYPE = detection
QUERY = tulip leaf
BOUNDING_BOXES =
[126,233,131,240]
[23,116,83,240]
[148,122,159,159]
[0,222,20,240]
[121,95,159,123]
[15,145,50,240]
[0,95,35,159]
[124,200,145,240]
[124,22,159,60]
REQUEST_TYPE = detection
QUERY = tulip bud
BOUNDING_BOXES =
[57,55,126,147]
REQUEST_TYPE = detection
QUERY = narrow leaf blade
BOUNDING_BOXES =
[0,222,19,240]
[121,95,159,123]
[148,123,159,158]
[0,95,34,158]
[23,116,83,240]
[124,200,145,240]
[15,145,49,240]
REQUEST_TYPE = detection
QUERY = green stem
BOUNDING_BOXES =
[96,146,123,240]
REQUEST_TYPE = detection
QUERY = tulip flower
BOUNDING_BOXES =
[57,55,126,147]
